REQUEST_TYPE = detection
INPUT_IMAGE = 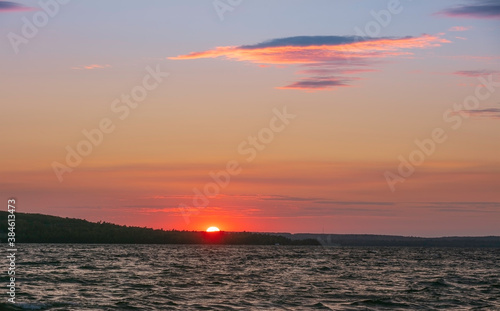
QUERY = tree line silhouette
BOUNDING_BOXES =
[0,212,319,245]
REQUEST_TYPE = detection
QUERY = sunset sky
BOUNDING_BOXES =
[1,0,499,236]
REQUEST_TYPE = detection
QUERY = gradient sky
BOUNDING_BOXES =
[1,0,499,236]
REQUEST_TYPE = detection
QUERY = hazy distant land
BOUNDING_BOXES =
[1,212,499,247]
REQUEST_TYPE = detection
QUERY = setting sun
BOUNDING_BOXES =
[206,226,220,232]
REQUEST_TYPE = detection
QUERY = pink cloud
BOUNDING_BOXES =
[170,34,449,91]
[296,68,377,75]
[170,35,448,64]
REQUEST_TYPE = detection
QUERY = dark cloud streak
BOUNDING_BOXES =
[0,1,33,12]
[279,76,351,90]
[454,70,500,77]
[458,108,500,119]
[437,0,500,19]
[241,36,372,49]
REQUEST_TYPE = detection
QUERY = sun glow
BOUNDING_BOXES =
[206,226,220,232]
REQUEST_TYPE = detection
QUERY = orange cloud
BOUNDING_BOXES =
[170,35,449,91]
[3,160,500,233]
[71,64,112,70]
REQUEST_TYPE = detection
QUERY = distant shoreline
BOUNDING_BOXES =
[1,212,499,247]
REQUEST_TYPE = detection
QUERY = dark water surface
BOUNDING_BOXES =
[2,245,500,310]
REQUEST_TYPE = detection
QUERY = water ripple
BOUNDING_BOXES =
[2,245,499,310]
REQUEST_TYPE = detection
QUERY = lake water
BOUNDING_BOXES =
[3,245,500,310]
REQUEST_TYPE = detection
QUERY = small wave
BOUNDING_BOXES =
[421,277,452,288]
[11,245,500,310]
[13,302,48,310]
[18,261,60,266]
[78,264,96,269]
[352,297,409,307]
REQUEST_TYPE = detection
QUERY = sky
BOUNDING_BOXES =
[1,0,499,236]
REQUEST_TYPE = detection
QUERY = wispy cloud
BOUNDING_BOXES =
[277,76,353,91]
[296,67,376,76]
[437,1,500,19]
[0,1,34,12]
[448,55,500,62]
[448,26,471,32]
[256,194,394,206]
[71,64,112,70]
[170,34,449,91]
[457,108,500,119]
[453,70,500,77]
